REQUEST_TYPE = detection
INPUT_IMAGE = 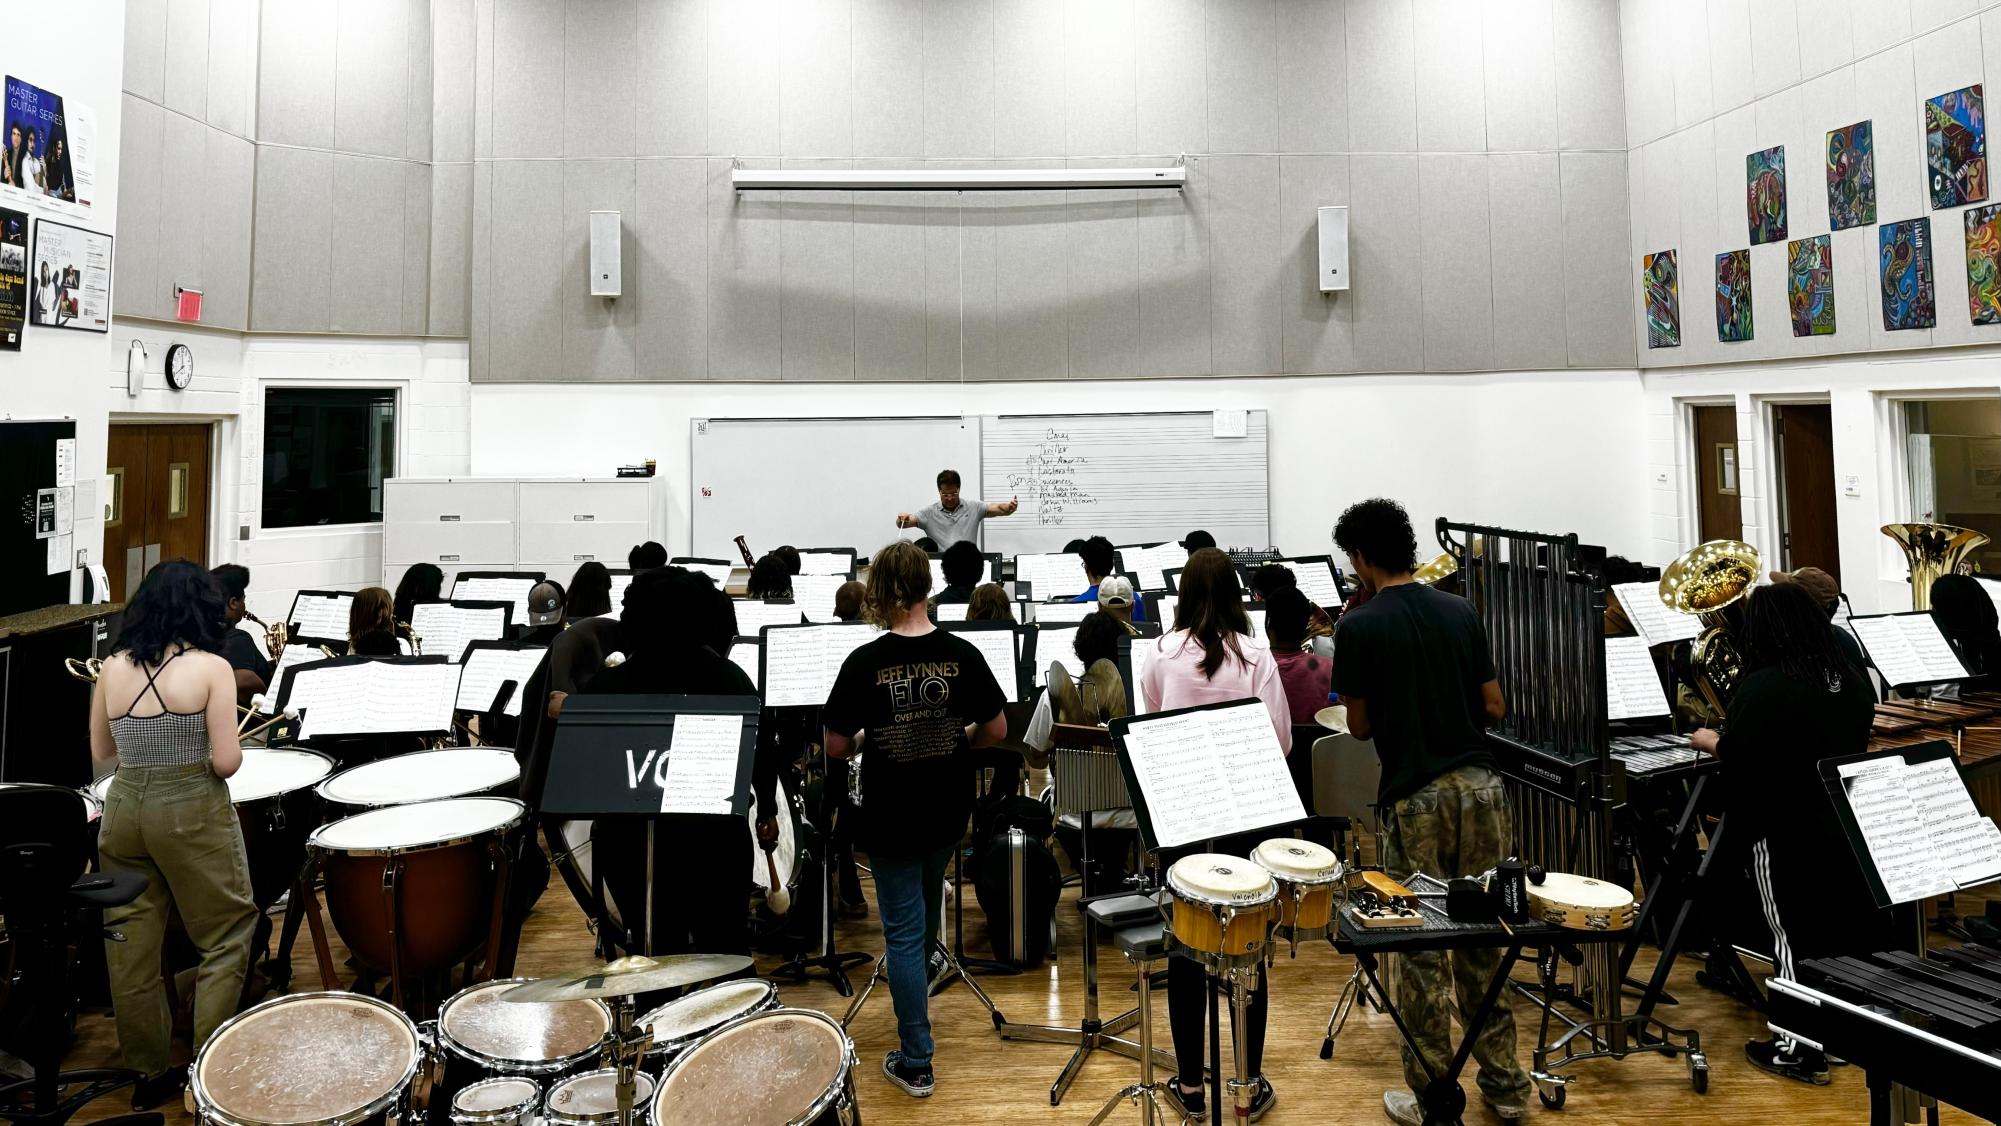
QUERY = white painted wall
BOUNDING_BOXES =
[469,371,1653,566]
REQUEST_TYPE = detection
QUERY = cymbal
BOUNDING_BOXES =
[1315,705,1349,733]
[500,954,753,1003]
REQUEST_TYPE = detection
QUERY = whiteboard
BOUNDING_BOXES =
[979,412,1269,555]
[691,417,980,560]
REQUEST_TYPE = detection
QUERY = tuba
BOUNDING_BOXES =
[1882,523,1990,611]
[1659,539,1761,722]
[1413,551,1458,586]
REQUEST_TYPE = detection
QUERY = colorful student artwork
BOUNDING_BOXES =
[1826,121,1876,230]
[1643,250,1680,349]
[1747,145,1788,245]
[1926,85,1989,209]
[1965,204,2001,325]
[1879,218,1937,331]
[1715,249,1753,343]
[1788,235,1836,337]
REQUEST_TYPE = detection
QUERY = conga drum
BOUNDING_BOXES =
[309,796,526,981]
[318,747,523,815]
[428,977,611,1122]
[651,1009,858,1126]
[1250,838,1344,945]
[545,1069,656,1126]
[191,992,424,1126]
[637,980,780,1073]
[448,1077,542,1126]
[1164,853,1278,971]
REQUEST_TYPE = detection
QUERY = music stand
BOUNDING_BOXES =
[542,694,761,956]
[450,570,546,626]
[410,599,515,663]
[1846,612,1974,696]
[286,589,354,641]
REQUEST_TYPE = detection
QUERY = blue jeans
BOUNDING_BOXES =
[872,846,953,1067]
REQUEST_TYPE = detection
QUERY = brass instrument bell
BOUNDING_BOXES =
[1882,522,1990,611]
[1413,551,1459,585]
[64,656,103,683]
[1658,539,1761,722]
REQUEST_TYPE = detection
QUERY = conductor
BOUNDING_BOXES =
[895,469,1018,549]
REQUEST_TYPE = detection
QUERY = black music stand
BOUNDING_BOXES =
[1845,612,1974,697]
[542,694,761,956]
[285,589,355,640]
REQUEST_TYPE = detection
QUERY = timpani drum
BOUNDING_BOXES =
[427,978,611,1121]
[1164,854,1278,971]
[651,1008,858,1126]
[317,747,523,815]
[544,1069,656,1126]
[191,992,423,1126]
[1526,872,1638,932]
[1250,838,1344,944]
[309,796,526,979]
[637,980,780,1072]
[447,1078,542,1126]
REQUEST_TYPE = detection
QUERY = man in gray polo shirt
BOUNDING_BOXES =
[895,469,1018,549]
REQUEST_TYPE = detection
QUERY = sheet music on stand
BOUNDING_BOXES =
[791,572,848,622]
[1612,582,1702,646]
[670,559,734,587]
[1822,741,2001,908]
[1849,612,1971,689]
[1118,634,1157,713]
[272,638,337,683]
[759,622,877,708]
[939,622,1024,701]
[1604,635,1671,721]
[411,600,513,663]
[933,601,971,623]
[1033,601,1096,624]
[1013,553,1089,600]
[1116,542,1187,592]
[1111,699,1307,851]
[287,590,354,639]
[1275,556,1342,606]
[456,642,548,717]
[733,598,808,635]
[451,573,544,623]
[540,695,760,818]
[728,637,761,689]
[604,568,637,609]
[1034,624,1082,686]
[796,550,856,576]
[277,658,461,739]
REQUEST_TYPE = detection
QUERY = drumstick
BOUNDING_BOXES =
[762,843,790,916]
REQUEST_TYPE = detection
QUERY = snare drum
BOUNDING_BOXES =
[1527,872,1638,932]
[1165,854,1278,971]
[310,796,526,979]
[192,992,423,1126]
[545,1069,656,1126]
[638,980,779,1071]
[448,1077,542,1126]
[318,747,523,815]
[1250,838,1344,940]
[429,977,611,1119]
[651,1008,857,1126]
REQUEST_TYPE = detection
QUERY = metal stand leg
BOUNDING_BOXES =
[1227,966,1256,1123]
[1086,954,1179,1126]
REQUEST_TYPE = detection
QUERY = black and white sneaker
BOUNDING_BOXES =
[1745,1037,1830,1086]
[1167,1076,1206,1121]
[883,1050,935,1097]
[1247,1076,1277,1121]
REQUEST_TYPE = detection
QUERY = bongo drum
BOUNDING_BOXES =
[1164,854,1277,971]
[318,747,523,815]
[448,1078,542,1126]
[1526,872,1638,932]
[651,1008,857,1126]
[191,992,423,1126]
[310,796,526,980]
[1250,838,1344,943]
[544,1069,656,1126]
[429,977,611,1117]
[637,980,780,1071]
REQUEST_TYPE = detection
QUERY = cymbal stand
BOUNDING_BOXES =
[600,993,652,1126]
[770,716,869,996]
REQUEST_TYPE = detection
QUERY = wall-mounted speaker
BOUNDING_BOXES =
[589,210,622,297]
[1317,205,1350,293]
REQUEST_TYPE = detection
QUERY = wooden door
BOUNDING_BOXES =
[104,423,211,603]
[1691,405,1742,543]
[1775,404,1840,582]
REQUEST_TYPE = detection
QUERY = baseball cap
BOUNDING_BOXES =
[526,581,565,626]
[1097,575,1136,608]
[1770,567,1839,610]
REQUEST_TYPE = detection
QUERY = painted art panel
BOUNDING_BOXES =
[1965,203,2001,326]
[1747,145,1788,245]
[1715,249,1753,342]
[1643,249,1680,349]
[1879,217,1936,330]
[1926,85,1989,210]
[1826,120,1876,231]
[1787,234,1835,337]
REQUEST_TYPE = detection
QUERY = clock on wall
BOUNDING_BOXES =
[165,343,193,391]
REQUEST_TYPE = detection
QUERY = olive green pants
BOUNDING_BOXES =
[98,762,257,1076]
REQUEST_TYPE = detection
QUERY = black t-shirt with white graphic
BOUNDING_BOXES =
[822,628,1006,857]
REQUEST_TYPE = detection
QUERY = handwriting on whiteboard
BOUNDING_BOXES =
[1006,429,1099,526]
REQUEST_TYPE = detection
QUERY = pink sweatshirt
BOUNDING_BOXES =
[1138,630,1293,754]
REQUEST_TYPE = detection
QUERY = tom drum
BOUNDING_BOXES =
[651,1008,858,1126]
[191,992,423,1126]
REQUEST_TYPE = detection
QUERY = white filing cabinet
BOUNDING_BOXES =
[382,477,656,588]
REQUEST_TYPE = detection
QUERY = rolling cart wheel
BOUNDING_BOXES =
[1538,1083,1567,1110]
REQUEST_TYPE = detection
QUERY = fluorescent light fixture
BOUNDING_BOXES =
[731,166,1187,191]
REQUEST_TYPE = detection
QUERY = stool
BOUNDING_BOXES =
[1085,918,1178,1126]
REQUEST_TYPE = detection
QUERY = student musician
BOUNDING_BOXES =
[894,469,1019,549]
[392,563,444,631]
[1932,573,2001,692]
[1689,582,1892,1085]
[834,580,866,623]
[1074,537,1146,621]
[89,562,257,1109]
[211,563,277,707]
[1181,529,1217,551]
[1023,611,1136,892]
[581,567,758,956]
[1095,576,1140,633]
[747,554,794,600]
[934,541,985,604]
[1249,564,1334,655]
[1138,548,1290,1122]
[520,580,566,646]
[349,587,406,655]
[1329,498,1529,1124]
[1770,566,1874,681]
[628,541,668,571]
[567,561,615,620]
[822,541,1008,1099]
[965,584,1014,623]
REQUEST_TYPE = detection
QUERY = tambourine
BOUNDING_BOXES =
[1525,871,1637,932]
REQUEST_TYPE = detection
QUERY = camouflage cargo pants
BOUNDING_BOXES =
[1382,764,1532,1105]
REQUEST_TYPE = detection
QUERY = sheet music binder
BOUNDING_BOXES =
[541,694,761,817]
[937,620,1028,701]
[1819,740,2001,909]
[1110,697,1307,853]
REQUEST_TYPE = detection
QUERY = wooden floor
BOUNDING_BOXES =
[57,858,1978,1126]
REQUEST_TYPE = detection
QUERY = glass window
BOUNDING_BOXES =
[262,388,396,529]
[1903,398,2001,574]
